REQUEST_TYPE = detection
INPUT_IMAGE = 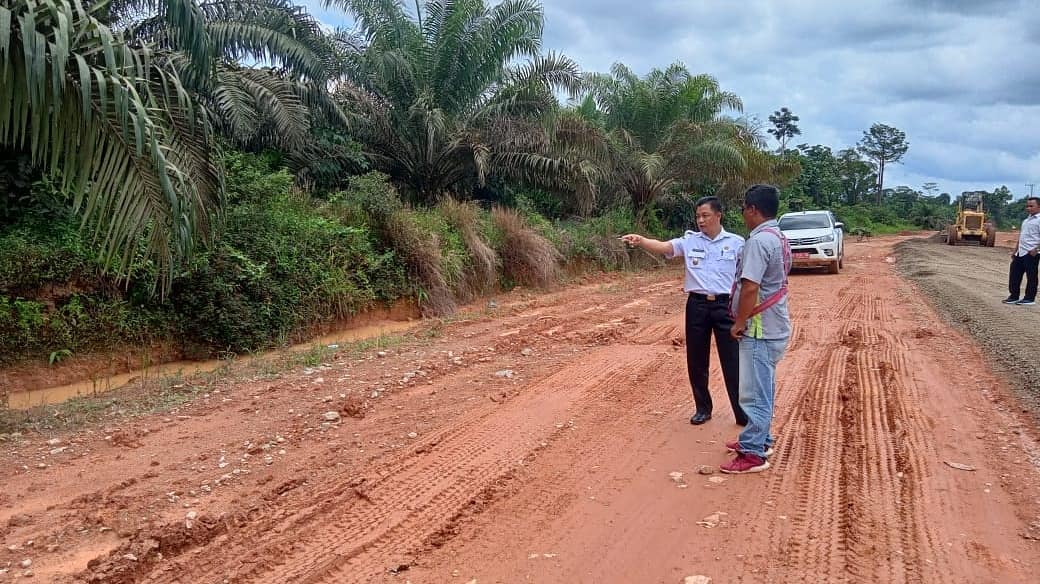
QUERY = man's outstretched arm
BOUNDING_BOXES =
[621,234,674,256]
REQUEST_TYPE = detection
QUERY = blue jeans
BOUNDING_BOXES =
[736,336,789,458]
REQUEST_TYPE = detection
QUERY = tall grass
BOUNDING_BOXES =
[330,174,456,317]
[384,210,457,316]
[491,207,562,288]
[439,198,500,301]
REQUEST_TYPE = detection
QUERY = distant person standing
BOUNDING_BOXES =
[722,184,791,474]
[621,196,747,426]
[1004,197,1040,306]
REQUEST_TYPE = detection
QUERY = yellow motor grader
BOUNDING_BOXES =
[944,193,996,246]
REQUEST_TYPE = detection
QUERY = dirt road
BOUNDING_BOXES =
[1,236,1039,583]
[896,237,1040,407]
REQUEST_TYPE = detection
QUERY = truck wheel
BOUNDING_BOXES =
[828,260,840,274]
[838,251,844,269]
[947,225,957,245]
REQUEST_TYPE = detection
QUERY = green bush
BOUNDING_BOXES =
[556,208,639,271]
[173,192,405,354]
[412,209,469,289]
[327,174,459,316]
[0,293,171,365]
[832,204,916,234]
[222,150,295,204]
[0,184,172,363]
[169,161,409,354]
[0,215,100,296]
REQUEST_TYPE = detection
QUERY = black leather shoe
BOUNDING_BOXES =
[690,412,712,425]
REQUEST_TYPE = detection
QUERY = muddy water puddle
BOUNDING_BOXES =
[5,320,416,410]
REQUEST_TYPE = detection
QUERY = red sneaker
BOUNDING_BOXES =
[720,452,770,474]
[725,440,774,457]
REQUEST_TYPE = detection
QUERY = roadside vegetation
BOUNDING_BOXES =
[0,0,1032,373]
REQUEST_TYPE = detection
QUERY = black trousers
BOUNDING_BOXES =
[684,294,745,423]
[1009,253,1039,301]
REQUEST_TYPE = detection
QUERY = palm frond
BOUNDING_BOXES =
[211,65,311,149]
[113,0,211,66]
[1,0,220,292]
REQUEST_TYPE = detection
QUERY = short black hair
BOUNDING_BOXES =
[1028,196,1040,206]
[743,184,781,218]
[694,196,723,214]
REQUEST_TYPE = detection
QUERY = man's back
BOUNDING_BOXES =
[736,219,791,340]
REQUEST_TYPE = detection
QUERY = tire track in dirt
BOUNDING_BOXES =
[384,350,693,582]
[762,273,955,583]
[133,346,675,583]
[372,333,698,583]
[763,338,847,579]
[63,277,687,583]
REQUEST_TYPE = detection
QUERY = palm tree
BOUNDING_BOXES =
[711,116,801,202]
[581,63,751,219]
[0,0,341,290]
[124,0,341,151]
[325,0,582,204]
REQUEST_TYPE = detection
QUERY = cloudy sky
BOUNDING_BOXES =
[301,0,1040,199]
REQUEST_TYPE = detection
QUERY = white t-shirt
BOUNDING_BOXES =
[1017,213,1040,257]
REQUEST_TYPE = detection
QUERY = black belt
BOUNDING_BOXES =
[689,292,730,302]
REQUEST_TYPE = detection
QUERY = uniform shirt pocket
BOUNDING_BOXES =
[687,249,707,269]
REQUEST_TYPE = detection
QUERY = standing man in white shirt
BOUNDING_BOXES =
[1004,197,1040,306]
[622,196,748,426]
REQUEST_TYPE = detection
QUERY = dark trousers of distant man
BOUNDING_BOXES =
[1009,253,1039,301]
[684,293,746,424]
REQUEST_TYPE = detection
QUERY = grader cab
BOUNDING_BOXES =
[945,194,996,246]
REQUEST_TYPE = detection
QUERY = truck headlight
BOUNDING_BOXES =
[821,234,834,242]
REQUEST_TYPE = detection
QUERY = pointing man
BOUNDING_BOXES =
[622,196,747,426]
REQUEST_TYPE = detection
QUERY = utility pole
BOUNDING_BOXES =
[1026,183,1036,197]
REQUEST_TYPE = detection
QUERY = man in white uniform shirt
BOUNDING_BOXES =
[1004,197,1040,306]
[622,197,747,426]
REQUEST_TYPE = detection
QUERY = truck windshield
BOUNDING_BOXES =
[779,215,831,230]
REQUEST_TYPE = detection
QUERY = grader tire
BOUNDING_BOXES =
[946,225,958,245]
[984,224,997,247]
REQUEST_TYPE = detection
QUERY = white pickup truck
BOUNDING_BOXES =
[777,210,845,274]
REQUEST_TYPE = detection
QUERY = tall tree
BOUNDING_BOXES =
[767,107,801,154]
[857,123,909,204]
[790,144,840,207]
[834,148,875,205]
[0,0,346,290]
[982,185,1014,226]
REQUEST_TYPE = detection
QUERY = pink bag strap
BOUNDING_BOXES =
[730,226,791,318]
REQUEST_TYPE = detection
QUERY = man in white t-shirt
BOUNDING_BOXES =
[1004,197,1040,306]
